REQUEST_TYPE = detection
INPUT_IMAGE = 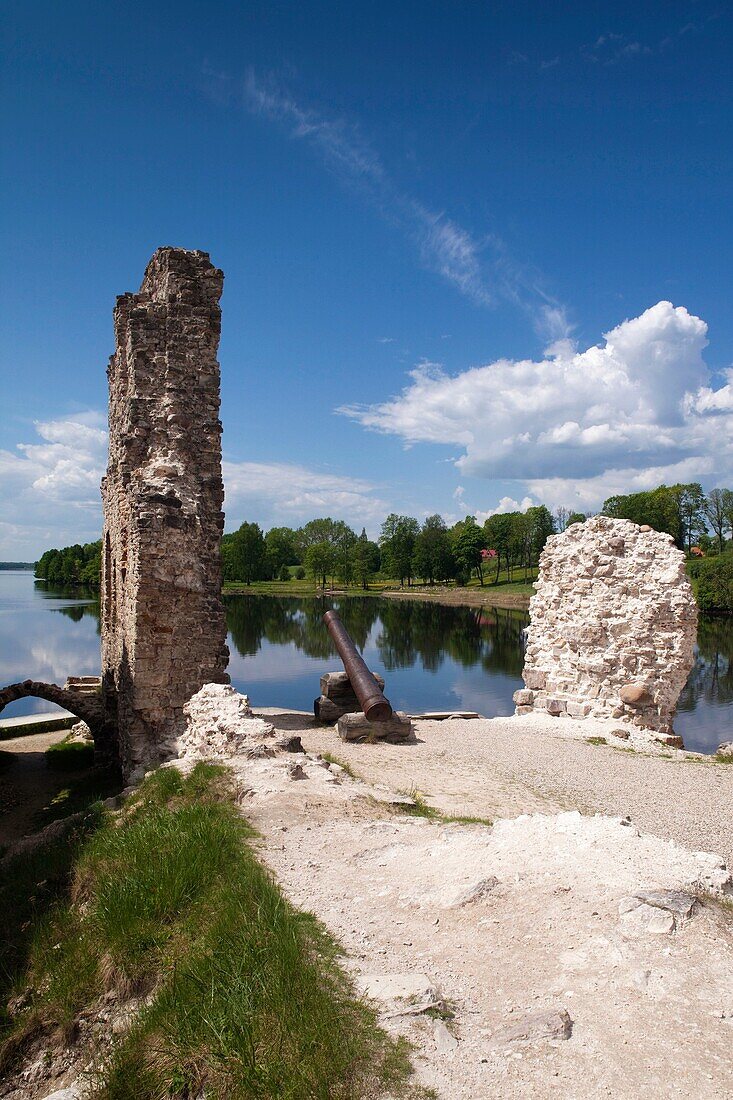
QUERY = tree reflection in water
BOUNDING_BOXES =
[224,596,731,753]
[678,616,733,712]
[21,581,729,754]
[224,594,528,679]
[373,598,527,677]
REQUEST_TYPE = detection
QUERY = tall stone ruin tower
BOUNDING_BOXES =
[101,247,229,777]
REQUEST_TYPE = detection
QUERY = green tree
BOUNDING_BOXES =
[704,489,728,554]
[304,541,334,588]
[526,505,555,564]
[379,514,420,586]
[35,541,102,588]
[674,483,706,552]
[722,489,733,548]
[350,529,380,590]
[265,526,298,578]
[505,513,527,582]
[567,511,586,526]
[553,506,570,533]
[483,513,513,583]
[696,555,733,614]
[412,514,454,585]
[452,516,486,586]
[229,522,267,585]
[602,485,694,547]
[297,518,356,586]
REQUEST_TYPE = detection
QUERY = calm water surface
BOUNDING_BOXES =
[1,571,730,754]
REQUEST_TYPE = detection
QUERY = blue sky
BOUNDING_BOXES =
[1,0,732,558]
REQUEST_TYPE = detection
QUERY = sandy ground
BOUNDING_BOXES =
[238,709,733,1100]
[293,711,733,868]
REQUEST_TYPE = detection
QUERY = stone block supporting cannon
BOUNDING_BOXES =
[315,611,413,744]
[315,671,386,724]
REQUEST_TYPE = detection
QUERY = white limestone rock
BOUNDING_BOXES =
[355,972,442,1015]
[67,720,93,743]
[177,683,275,761]
[491,1007,573,1045]
[519,516,697,736]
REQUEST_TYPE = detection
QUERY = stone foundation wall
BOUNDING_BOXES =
[101,247,229,777]
[516,516,697,735]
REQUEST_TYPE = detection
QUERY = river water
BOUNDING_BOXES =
[1,571,730,754]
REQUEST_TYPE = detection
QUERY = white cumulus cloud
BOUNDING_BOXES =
[0,413,108,557]
[222,460,388,533]
[0,416,392,558]
[340,301,732,507]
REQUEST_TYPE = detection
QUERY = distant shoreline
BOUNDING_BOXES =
[223,579,534,611]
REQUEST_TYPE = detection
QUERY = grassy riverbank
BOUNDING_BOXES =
[1,764,423,1099]
[224,572,537,610]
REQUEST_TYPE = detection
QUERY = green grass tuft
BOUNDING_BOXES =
[684,752,733,766]
[585,736,608,746]
[2,763,423,1098]
[394,789,492,828]
[320,752,359,779]
[32,767,122,831]
[399,790,440,820]
[0,806,103,1040]
[442,812,493,827]
[44,738,95,771]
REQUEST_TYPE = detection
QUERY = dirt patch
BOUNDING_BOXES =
[0,730,90,847]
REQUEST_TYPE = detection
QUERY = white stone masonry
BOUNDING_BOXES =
[516,516,697,737]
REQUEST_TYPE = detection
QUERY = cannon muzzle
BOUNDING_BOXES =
[323,610,393,722]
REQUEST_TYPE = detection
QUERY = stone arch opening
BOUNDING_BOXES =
[0,680,118,769]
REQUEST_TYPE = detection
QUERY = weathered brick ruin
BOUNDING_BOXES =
[516,516,697,740]
[101,247,229,777]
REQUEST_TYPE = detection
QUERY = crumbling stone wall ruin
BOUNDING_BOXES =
[101,247,229,777]
[515,516,697,739]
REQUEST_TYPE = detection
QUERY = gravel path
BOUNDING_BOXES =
[272,710,733,866]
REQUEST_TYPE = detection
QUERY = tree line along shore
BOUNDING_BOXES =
[31,481,733,614]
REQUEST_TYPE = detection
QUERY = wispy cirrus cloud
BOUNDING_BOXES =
[239,70,568,336]
[581,10,724,66]
[582,32,652,64]
[514,9,724,73]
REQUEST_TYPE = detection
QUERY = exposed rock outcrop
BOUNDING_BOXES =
[176,683,275,762]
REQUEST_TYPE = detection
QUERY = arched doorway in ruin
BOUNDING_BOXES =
[0,680,118,768]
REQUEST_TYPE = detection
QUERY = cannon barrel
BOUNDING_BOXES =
[323,610,393,722]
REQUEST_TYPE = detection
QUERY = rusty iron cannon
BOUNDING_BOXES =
[322,610,393,722]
